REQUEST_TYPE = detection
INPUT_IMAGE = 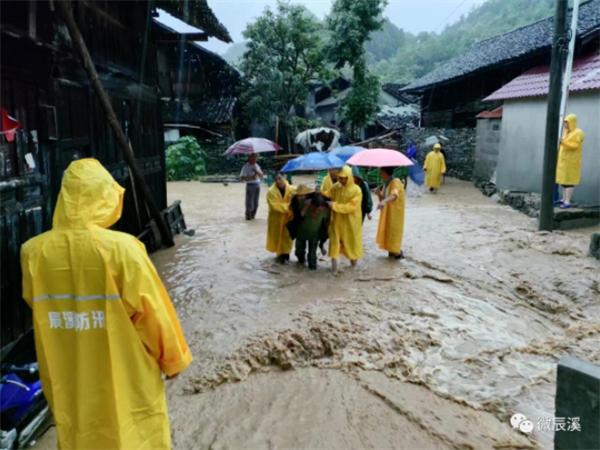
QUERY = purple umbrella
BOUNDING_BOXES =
[224,138,282,156]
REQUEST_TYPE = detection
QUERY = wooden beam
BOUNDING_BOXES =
[56,0,174,247]
[157,33,209,43]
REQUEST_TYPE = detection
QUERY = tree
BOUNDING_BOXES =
[340,62,380,138]
[326,0,387,68]
[326,0,386,137]
[241,2,326,147]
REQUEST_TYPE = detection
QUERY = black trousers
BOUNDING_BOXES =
[295,238,319,270]
[245,183,260,219]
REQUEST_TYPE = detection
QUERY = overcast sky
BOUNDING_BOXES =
[202,0,488,54]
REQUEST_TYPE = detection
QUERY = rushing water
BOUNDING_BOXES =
[156,177,600,449]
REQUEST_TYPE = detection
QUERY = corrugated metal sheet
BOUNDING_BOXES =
[484,53,600,101]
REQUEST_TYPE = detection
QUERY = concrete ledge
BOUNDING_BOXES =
[554,356,600,450]
[590,233,600,260]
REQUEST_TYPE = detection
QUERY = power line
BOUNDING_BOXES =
[435,0,471,31]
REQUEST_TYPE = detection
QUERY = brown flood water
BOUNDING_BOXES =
[34,177,600,450]
[157,176,599,450]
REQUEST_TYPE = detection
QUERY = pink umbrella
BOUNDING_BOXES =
[224,138,282,156]
[347,148,414,167]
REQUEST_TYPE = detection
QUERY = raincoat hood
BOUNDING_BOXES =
[433,143,441,152]
[564,114,577,130]
[53,158,125,229]
[337,165,356,187]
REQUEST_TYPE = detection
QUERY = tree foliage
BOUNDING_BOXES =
[327,0,386,136]
[340,62,380,136]
[166,136,206,181]
[370,0,555,83]
[240,2,327,142]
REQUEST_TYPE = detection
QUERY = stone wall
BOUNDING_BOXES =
[474,118,501,182]
[401,127,476,181]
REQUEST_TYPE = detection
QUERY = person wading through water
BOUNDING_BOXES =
[240,153,264,220]
[326,165,363,274]
[266,173,295,263]
[288,184,330,270]
[424,143,446,193]
[374,166,406,260]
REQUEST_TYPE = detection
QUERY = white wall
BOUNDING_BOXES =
[496,92,600,205]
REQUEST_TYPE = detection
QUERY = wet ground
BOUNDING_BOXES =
[36,177,599,449]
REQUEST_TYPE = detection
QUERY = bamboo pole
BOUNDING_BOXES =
[56,0,174,246]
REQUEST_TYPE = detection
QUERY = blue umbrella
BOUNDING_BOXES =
[329,146,365,162]
[280,152,345,173]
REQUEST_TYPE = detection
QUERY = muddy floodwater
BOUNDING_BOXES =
[152,177,598,450]
[34,177,600,450]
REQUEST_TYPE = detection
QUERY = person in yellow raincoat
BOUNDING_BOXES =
[555,113,585,209]
[20,158,192,450]
[320,168,338,197]
[266,173,295,263]
[375,166,405,259]
[326,165,363,273]
[424,143,446,192]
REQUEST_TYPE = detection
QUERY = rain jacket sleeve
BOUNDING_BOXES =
[21,251,33,308]
[120,240,192,377]
[331,188,362,214]
[441,155,447,174]
[560,130,584,150]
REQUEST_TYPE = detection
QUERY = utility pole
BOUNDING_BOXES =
[539,0,569,231]
[558,0,581,132]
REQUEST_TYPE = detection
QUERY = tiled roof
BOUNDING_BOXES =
[484,52,600,101]
[403,0,600,92]
[156,0,232,42]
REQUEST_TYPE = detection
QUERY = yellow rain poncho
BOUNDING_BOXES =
[556,114,585,186]
[376,178,405,254]
[266,181,294,255]
[328,165,363,260]
[424,144,446,189]
[20,158,192,450]
[320,173,335,197]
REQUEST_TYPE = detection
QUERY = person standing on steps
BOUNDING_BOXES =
[240,153,264,220]
[555,114,585,209]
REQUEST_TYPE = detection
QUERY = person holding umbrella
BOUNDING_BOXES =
[326,165,363,274]
[423,143,446,193]
[266,173,295,263]
[346,148,413,261]
[226,137,280,220]
[374,167,405,259]
[240,154,264,220]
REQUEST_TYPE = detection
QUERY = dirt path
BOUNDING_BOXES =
[34,177,600,449]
